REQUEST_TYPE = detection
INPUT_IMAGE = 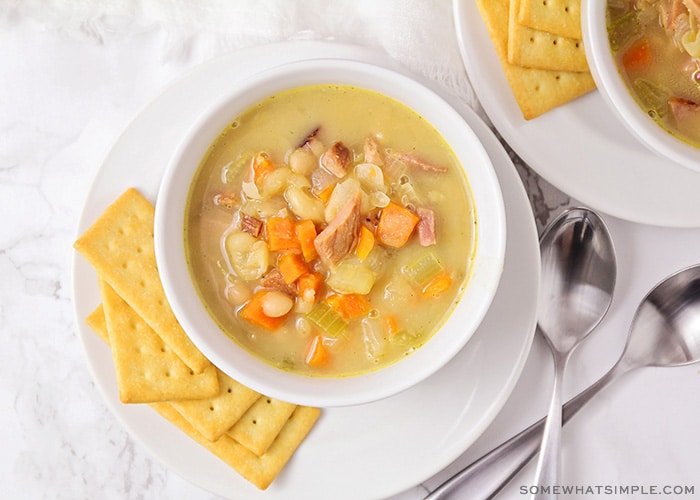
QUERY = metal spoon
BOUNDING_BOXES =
[532,208,617,498]
[427,207,617,499]
[426,263,700,500]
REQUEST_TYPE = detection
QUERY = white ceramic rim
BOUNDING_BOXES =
[583,0,700,173]
[154,58,506,407]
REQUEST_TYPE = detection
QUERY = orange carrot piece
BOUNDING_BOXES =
[239,291,289,331]
[266,217,300,251]
[355,225,375,260]
[305,335,330,367]
[375,202,420,248]
[384,315,400,336]
[297,271,323,303]
[277,252,309,284]
[317,184,336,203]
[295,219,318,262]
[327,293,371,319]
[622,39,651,72]
[422,271,452,297]
[252,152,276,185]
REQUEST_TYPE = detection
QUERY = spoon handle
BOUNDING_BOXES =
[424,361,629,500]
[531,351,568,499]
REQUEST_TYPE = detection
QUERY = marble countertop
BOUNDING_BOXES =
[3,2,700,499]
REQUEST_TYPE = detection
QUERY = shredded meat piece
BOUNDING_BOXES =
[363,136,384,166]
[416,207,437,246]
[240,213,263,237]
[314,193,361,266]
[389,152,448,173]
[213,193,237,210]
[260,268,296,295]
[298,127,320,148]
[321,141,352,178]
[669,96,700,121]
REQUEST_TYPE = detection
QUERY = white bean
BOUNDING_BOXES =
[261,167,292,197]
[288,173,312,189]
[261,291,294,317]
[295,316,313,336]
[288,147,317,175]
[225,231,270,280]
[225,279,252,306]
[285,186,325,222]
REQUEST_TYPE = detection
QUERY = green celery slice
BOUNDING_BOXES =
[402,252,444,288]
[306,302,348,337]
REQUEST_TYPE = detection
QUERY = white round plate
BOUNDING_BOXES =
[453,0,700,228]
[71,41,539,500]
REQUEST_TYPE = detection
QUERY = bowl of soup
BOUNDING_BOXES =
[583,0,700,172]
[154,59,506,407]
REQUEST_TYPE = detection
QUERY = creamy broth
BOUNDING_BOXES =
[608,1,700,148]
[186,84,476,377]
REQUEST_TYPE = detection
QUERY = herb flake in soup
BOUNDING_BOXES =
[185,84,477,377]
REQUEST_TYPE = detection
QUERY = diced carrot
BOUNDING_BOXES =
[239,291,289,331]
[252,152,276,185]
[295,219,318,262]
[326,293,371,319]
[317,184,336,203]
[305,335,330,367]
[297,271,323,303]
[375,202,420,248]
[622,39,652,72]
[266,217,300,251]
[277,252,309,284]
[355,225,375,260]
[384,315,400,336]
[422,271,452,297]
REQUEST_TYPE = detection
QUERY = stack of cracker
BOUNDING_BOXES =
[74,188,320,491]
[476,0,596,120]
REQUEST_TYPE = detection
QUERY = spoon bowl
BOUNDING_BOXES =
[621,264,700,370]
[538,208,617,352]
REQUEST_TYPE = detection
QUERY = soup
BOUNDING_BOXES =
[185,84,476,377]
[607,0,700,148]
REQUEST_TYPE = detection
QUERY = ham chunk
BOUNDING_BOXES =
[321,141,352,178]
[314,192,361,266]
[389,152,448,173]
[669,96,700,121]
[363,136,384,166]
[240,213,263,237]
[416,207,437,246]
[260,268,296,296]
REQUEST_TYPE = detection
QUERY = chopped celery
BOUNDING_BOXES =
[402,252,444,288]
[390,328,422,348]
[221,154,251,185]
[306,302,348,337]
[362,246,386,275]
[326,260,377,295]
